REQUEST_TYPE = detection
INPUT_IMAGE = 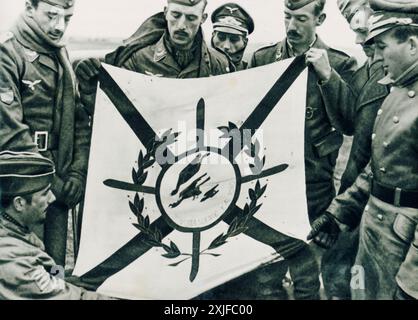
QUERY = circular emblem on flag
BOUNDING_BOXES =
[156,149,241,232]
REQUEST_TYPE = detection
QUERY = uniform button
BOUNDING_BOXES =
[365,205,370,212]
[390,87,395,93]
[377,214,384,221]
[383,141,390,148]
[226,67,230,72]
[379,167,386,173]
[377,109,383,116]
[393,116,400,124]
[408,90,416,98]
[372,133,376,140]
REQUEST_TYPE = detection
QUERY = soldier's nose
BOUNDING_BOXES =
[177,15,187,28]
[222,40,231,51]
[48,191,56,204]
[54,16,66,33]
[287,18,297,32]
[355,33,366,45]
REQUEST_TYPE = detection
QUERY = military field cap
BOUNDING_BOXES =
[370,0,418,12]
[365,9,418,43]
[211,3,254,36]
[285,0,318,10]
[40,0,74,9]
[167,0,205,6]
[0,151,55,197]
[338,0,370,21]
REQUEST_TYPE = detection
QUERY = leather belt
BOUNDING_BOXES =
[371,180,418,209]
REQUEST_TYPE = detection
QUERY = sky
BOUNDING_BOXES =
[0,0,363,58]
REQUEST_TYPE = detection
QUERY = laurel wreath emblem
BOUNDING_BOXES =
[127,123,267,266]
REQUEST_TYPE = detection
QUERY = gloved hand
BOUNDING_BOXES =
[62,176,84,208]
[75,58,101,82]
[307,212,340,249]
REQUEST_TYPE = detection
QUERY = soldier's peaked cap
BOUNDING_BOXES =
[285,0,320,10]
[366,0,418,43]
[167,0,205,6]
[0,151,55,197]
[337,0,370,21]
[211,3,254,35]
[370,0,418,12]
[40,0,75,9]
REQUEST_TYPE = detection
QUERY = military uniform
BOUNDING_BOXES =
[251,37,357,220]
[333,60,389,193]
[0,151,108,300]
[0,9,91,265]
[0,215,105,300]
[210,3,254,71]
[78,11,233,115]
[325,2,418,299]
[328,62,418,299]
[120,31,231,78]
[319,58,389,299]
[248,33,357,299]
[312,0,390,300]
[0,32,90,181]
[105,8,232,78]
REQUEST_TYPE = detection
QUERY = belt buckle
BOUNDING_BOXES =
[394,187,402,207]
[34,131,48,152]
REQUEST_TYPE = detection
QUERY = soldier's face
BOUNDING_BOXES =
[26,1,74,43]
[284,3,325,48]
[23,185,55,225]
[348,6,374,57]
[374,30,418,80]
[212,31,247,55]
[165,2,208,49]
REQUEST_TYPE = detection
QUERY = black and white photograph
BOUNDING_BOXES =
[0,0,417,305]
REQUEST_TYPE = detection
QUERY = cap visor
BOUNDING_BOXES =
[365,26,392,44]
[214,26,247,36]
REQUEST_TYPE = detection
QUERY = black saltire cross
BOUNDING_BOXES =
[78,57,307,289]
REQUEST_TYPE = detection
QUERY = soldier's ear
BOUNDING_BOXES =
[201,13,208,25]
[25,0,35,17]
[164,6,168,17]
[13,196,27,212]
[316,13,326,26]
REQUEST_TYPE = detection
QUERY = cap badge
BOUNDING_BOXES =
[225,6,239,14]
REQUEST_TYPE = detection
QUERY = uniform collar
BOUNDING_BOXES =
[378,60,418,87]
[153,31,209,76]
[393,60,418,88]
[0,212,45,250]
[0,211,30,234]
[153,34,168,62]
[285,35,320,57]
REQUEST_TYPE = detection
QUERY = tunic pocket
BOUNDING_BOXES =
[312,129,343,158]
[393,213,416,244]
